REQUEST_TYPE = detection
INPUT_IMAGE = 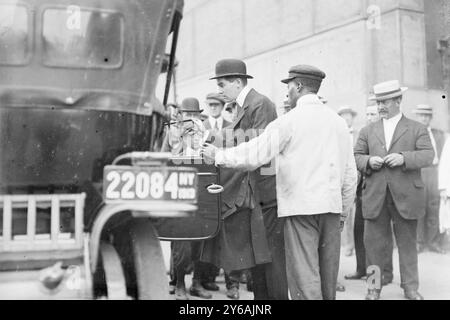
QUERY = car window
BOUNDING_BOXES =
[0,4,29,65]
[42,7,124,69]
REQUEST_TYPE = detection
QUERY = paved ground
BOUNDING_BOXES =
[162,242,450,300]
[336,249,450,300]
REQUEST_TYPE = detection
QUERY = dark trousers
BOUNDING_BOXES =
[284,214,341,300]
[354,194,394,279]
[364,188,419,292]
[418,166,442,247]
[223,206,288,300]
[170,241,212,285]
[250,206,288,300]
[224,270,242,289]
[200,262,219,284]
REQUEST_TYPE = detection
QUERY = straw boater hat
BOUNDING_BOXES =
[337,106,358,117]
[179,97,202,113]
[412,104,433,115]
[210,59,253,80]
[369,80,408,101]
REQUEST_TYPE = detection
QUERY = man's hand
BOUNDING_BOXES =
[368,156,384,170]
[339,220,345,232]
[383,153,404,168]
[441,190,449,201]
[201,143,218,163]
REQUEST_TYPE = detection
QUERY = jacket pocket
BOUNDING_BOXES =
[414,179,425,188]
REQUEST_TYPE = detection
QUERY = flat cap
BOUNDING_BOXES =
[206,92,226,105]
[281,65,326,84]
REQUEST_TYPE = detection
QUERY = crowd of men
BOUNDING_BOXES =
[162,58,450,300]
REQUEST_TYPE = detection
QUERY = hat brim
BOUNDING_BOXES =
[209,73,253,80]
[412,110,433,115]
[206,98,226,105]
[179,109,203,113]
[281,77,295,84]
[338,110,358,117]
[369,87,408,101]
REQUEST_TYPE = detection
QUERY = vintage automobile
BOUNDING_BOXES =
[0,0,221,299]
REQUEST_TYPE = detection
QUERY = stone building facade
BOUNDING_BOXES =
[166,0,449,131]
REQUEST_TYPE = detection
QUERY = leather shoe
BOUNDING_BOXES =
[417,243,426,253]
[246,280,253,292]
[169,284,175,295]
[202,282,220,291]
[404,290,424,300]
[239,272,248,284]
[382,276,393,286]
[344,272,366,280]
[336,282,346,292]
[344,248,354,257]
[226,287,240,300]
[190,281,212,299]
[365,289,381,300]
[175,287,189,300]
[429,243,446,254]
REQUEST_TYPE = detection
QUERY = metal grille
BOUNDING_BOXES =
[0,193,85,252]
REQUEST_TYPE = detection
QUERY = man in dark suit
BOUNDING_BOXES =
[413,104,447,254]
[354,80,434,300]
[345,104,394,285]
[201,59,288,300]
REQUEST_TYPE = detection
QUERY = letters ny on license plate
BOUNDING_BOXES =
[103,166,198,202]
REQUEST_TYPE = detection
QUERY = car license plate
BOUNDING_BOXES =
[103,165,198,202]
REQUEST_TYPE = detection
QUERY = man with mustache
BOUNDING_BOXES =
[354,80,434,300]
[345,104,394,285]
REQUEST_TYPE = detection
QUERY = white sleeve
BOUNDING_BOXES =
[215,118,290,171]
[439,137,450,195]
[341,136,358,217]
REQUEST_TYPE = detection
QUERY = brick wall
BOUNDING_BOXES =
[164,0,448,131]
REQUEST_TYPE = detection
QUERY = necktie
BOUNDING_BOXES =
[214,120,219,131]
[232,102,241,122]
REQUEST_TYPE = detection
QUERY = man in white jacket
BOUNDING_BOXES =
[439,136,450,234]
[202,65,357,300]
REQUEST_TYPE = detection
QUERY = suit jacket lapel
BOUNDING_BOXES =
[374,120,387,151]
[203,119,211,130]
[388,116,408,152]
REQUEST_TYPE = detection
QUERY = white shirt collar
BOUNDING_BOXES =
[296,94,322,108]
[382,112,402,125]
[208,116,223,130]
[236,86,252,107]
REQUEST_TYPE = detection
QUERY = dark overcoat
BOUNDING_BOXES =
[201,89,278,271]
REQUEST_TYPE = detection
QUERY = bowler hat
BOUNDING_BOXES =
[281,65,326,84]
[206,92,226,105]
[179,97,203,113]
[413,104,433,115]
[369,80,408,101]
[210,59,253,80]
[337,106,357,117]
